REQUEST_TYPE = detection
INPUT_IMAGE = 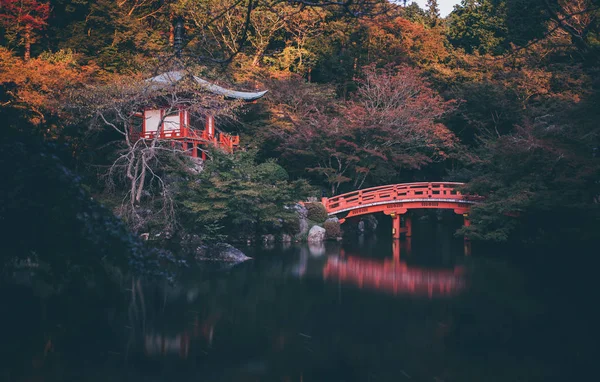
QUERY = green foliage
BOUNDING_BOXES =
[2,0,599,250]
[447,0,508,55]
[457,119,600,243]
[179,150,312,240]
[38,49,78,64]
[305,202,328,223]
[282,214,301,235]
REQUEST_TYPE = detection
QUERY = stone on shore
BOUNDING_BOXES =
[195,243,251,263]
[307,225,326,243]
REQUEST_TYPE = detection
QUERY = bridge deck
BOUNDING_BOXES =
[322,182,481,219]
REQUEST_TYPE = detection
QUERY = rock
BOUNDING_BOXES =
[358,220,365,233]
[307,225,326,243]
[364,214,378,232]
[262,234,275,244]
[293,203,310,241]
[294,203,308,219]
[195,243,251,263]
[179,233,203,252]
[281,234,292,243]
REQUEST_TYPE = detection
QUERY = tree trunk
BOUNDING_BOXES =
[252,49,264,66]
[24,26,31,61]
[135,165,147,204]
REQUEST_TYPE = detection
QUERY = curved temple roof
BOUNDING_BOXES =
[146,71,268,101]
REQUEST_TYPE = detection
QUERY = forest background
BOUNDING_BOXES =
[1,0,599,268]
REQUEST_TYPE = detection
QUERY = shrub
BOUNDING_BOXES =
[324,220,342,239]
[282,214,301,235]
[305,202,328,223]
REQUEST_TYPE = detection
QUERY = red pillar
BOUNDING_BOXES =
[392,215,401,240]
[182,141,188,153]
[192,142,198,158]
[206,115,215,138]
[463,214,471,256]
[404,215,412,237]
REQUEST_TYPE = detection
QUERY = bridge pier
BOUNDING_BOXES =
[392,238,412,263]
[392,215,401,240]
[391,212,412,239]
[404,215,412,238]
[463,214,471,256]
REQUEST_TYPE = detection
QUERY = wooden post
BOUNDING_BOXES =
[404,215,412,237]
[463,214,471,256]
[206,115,215,138]
[392,214,401,240]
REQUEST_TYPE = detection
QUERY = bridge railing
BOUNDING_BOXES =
[322,182,475,214]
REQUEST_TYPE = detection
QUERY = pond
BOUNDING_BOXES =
[1,213,590,381]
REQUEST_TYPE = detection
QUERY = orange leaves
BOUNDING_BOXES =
[0,48,98,125]
[361,15,449,68]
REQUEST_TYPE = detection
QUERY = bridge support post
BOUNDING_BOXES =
[463,214,471,256]
[392,214,401,240]
[404,215,412,237]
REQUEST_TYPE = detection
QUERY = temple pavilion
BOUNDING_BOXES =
[131,70,267,160]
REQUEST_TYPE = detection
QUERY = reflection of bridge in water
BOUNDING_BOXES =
[322,242,466,298]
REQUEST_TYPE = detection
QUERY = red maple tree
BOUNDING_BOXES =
[272,66,457,195]
[0,0,50,60]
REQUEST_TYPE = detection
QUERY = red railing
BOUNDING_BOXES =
[322,182,480,214]
[130,127,239,152]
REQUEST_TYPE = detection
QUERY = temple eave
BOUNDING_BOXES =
[144,71,267,101]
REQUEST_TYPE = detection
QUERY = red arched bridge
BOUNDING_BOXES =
[321,182,482,241]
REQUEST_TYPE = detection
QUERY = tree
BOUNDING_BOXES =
[272,67,457,194]
[426,0,440,26]
[447,0,508,55]
[179,149,311,240]
[248,3,287,66]
[73,69,240,232]
[0,0,50,60]
[502,0,600,56]
[0,47,97,127]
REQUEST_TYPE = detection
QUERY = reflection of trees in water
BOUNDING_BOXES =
[2,241,553,382]
[116,252,463,380]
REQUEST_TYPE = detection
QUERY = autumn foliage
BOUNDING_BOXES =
[0,0,598,243]
[0,0,49,60]
[271,66,457,194]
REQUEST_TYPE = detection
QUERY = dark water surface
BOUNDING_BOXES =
[1,215,590,381]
